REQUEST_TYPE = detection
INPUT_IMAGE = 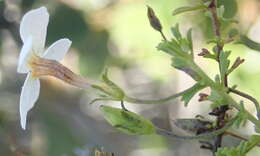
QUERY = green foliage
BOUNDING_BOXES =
[208,88,228,108]
[91,70,125,102]
[219,50,231,84]
[218,0,238,18]
[171,24,182,40]
[100,105,156,135]
[234,101,248,128]
[186,28,193,54]
[216,135,260,156]
[239,35,260,52]
[228,28,239,39]
[157,24,204,82]
[172,4,206,16]
[181,83,205,106]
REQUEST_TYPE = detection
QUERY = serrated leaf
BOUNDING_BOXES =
[100,105,156,135]
[239,35,260,52]
[181,83,205,106]
[172,5,206,16]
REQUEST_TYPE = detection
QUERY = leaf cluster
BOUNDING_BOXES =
[216,135,260,156]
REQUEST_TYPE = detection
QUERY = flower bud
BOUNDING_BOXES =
[147,6,162,32]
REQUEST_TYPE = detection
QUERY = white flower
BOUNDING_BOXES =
[17,7,72,130]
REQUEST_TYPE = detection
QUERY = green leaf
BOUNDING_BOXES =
[228,28,239,38]
[91,70,125,101]
[186,28,193,53]
[239,35,260,52]
[219,51,231,84]
[234,101,248,128]
[100,105,156,135]
[208,88,228,108]
[172,5,206,16]
[181,83,205,106]
[218,0,238,18]
[216,5,225,18]
[216,135,260,156]
[171,56,201,81]
[171,24,182,40]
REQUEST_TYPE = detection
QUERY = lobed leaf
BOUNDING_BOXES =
[181,83,205,106]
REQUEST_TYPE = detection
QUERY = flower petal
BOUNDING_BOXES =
[20,7,49,54]
[17,36,33,73]
[20,73,40,130]
[43,39,72,61]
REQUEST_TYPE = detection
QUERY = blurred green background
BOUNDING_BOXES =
[0,0,260,155]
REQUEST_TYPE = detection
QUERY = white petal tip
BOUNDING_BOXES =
[63,38,72,44]
[35,7,49,15]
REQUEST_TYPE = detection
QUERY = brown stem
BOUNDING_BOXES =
[208,0,228,154]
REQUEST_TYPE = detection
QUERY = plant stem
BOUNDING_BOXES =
[160,30,167,40]
[208,0,228,153]
[156,115,238,140]
[229,88,260,120]
[124,84,203,104]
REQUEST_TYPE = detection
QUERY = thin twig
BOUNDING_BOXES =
[208,0,228,154]
[229,88,260,120]
[159,30,167,40]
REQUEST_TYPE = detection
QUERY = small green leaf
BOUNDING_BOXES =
[91,70,125,101]
[171,56,201,81]
[157,40,190,58]
[219,51,231,84]
[181,83,205,106]
[172,5,206,16]
[208,88,228,108]
[186,28,193,53]
[171,24,182,40]
[216,5,225,18]
[228,28,239,38]
[234,101,248,128]
[100,105,156,135]
[239,35,260,52]
[101,70,124,99]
